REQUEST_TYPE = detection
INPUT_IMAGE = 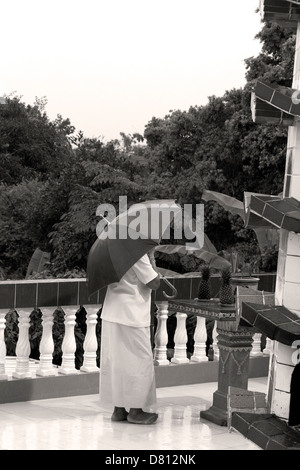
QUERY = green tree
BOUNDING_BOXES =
[0,95,75,184]
[245,20,295,87]
[0,177,71,278]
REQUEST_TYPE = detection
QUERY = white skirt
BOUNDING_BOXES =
[99,320,157,411]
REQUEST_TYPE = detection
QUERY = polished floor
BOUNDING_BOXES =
[0,377,268,451]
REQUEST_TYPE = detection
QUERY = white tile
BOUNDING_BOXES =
[276,251,286,280]
[285,255,300,283]
[283,282,300,310]
[0,378,268,450]
[275,281,283,306]
[287,232,300,256]
[274,342,295,367]
[287,170,300,196]
[290,175,300,198]
[290,151,300,174]
[271,389,290,421]
[275,363,294,392]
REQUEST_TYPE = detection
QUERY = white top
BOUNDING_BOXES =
[101,254,158,328]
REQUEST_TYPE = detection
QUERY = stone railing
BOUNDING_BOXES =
[0,275,272,384]
[0,277,201,380]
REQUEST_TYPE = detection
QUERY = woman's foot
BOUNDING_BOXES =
[127,408,158,425]
[111,406,128,422]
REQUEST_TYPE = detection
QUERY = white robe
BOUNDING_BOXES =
[99,320,156,410]
[99,254,158,410]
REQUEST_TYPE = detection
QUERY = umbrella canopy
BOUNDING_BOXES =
[87,199,181,296]
[154,245,231,270]
[202,189,245,221]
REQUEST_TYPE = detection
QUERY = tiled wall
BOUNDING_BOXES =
[272,246,300,419]
[276,227,300,316]
[0,277,202,310]
[268,342,295,420]
[284,123,300,200]
[271,22,300,421]
[283,22,300,200]
[0,274,276,310]
[0,279,103,309]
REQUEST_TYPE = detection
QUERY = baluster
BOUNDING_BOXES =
[190,316,207,362]
[0,310,8,380]
[153,301,169,365]
[212,322,219,360]
[251,332,263,356]
[36,308,57,377]
[81,305,99,372]
[171,312,189,364]
[263,337,273,356]
[13,309,33,379]
[59,307,79,375]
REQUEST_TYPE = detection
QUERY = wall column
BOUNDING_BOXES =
[269,21,300,421]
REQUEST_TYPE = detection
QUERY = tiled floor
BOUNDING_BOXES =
[0,377,268,451]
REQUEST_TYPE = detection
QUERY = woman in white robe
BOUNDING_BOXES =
[99,252,160,424]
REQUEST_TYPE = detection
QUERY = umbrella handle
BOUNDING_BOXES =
[161,276,178,299]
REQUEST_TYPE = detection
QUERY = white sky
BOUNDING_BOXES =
[0,0,263,141]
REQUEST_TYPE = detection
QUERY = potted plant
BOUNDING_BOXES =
[197,265,212,301]
[219,267,235,306]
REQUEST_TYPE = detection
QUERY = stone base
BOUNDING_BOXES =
[12,372,33,379]
[80,366,99,373]
[58,368,79,376]
[200,405,227,426]
[36,369,58,377]
[200,389,228,426]
[0,356,269,404]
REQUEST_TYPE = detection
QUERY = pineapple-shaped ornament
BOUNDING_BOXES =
[219,267,235,306]
[197,265,212,301]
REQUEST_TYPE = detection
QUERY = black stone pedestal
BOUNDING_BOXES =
[200,323,254,426]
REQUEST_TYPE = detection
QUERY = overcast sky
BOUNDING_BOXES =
[0,0,263,141]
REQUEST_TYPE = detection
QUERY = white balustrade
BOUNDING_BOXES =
[80,305,99,373]
[212,322,219,360]
[59,307,79,375]
[190,316,207,362]
[251,332,263,356]
[153,302,169,365]
[171,312,189,364]
[36,308,58,377]
[0,293,269,386]
[0,310,8,380]
[13,308,33,379]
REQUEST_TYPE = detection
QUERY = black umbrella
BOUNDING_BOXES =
[87,199,181,297]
